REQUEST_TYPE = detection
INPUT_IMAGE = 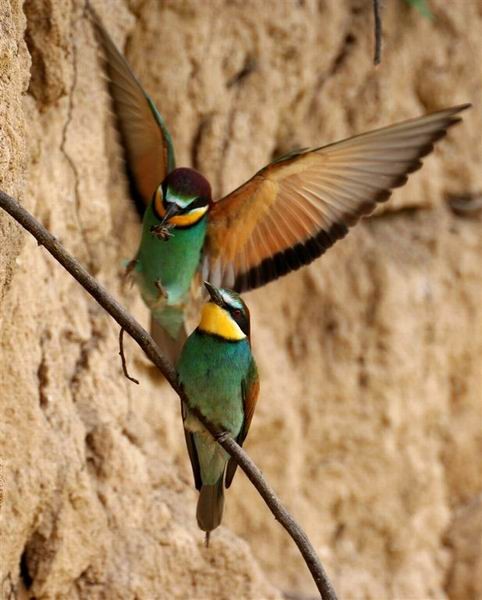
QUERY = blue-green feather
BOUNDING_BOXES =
[177,332,253,484]
[135,204,207,338]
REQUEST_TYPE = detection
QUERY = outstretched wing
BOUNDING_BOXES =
[225,358,259,488]
[204,105,469,291]
[92,12,175,216]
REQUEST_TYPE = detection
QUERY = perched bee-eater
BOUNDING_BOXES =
[177,282,259,543]
[93,15,469,361]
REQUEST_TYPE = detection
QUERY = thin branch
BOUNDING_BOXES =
[373,0,382,65]
[119,327,139,384]
[0,190,337,600]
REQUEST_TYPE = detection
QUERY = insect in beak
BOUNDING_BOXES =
[151,203,179,241]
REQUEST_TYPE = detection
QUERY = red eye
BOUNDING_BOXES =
[232,309,241,318]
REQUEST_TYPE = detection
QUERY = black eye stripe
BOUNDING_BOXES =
[225,305,249,336]
[223,302,239,313]
[178,197,208,213]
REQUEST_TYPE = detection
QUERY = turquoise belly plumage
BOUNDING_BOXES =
[178,334,251,443]
[176,284,259,541]
[135,203,207,339]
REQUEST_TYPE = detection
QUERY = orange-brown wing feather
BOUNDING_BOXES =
[92,12,175,212]
[225,360,259,488]
[204,105,470,291]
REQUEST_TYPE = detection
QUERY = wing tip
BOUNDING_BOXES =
[446,102,471,114]
[218,103,472,295]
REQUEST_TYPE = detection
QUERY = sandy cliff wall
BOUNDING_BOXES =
[1,1,481,598]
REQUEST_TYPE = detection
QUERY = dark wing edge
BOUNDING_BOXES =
[235,104,471,292]
[205,104,470,294]
[225,359,259,488]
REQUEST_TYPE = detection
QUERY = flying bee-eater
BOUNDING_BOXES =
[92,14,470,361]
[177,282,259,543]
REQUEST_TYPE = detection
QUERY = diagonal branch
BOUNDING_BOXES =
[0,189,337,600]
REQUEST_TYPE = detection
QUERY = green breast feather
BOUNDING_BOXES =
[177,333,252,435]
[135,204,207,308]
[177,332,254,486]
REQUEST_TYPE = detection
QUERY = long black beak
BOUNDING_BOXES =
[160,202,179,226]
[204,281,224,306]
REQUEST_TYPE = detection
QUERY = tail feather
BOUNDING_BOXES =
[196,476,224,533]
[150,316,187,365]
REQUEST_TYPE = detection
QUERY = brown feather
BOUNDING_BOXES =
[91,11,174,211]
[205,104,470,291]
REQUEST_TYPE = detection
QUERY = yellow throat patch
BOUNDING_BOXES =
[199,303,246,341]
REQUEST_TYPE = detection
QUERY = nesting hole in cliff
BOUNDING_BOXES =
[330,33,356,75]
[19,548,33,590]
[191,116,213,171]
[226,56,257,88]
[84,431,101,475]
[37,358,49,409]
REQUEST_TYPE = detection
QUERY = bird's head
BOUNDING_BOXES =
[152,167,211,230]
[198,282,251,341]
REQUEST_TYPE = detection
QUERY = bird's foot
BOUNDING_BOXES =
[151,223,174,241]
[154,279,167,300]
[154,280,169,303]
[215,431,230,443]
[123,258,138,287]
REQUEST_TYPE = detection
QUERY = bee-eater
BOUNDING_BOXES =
[177,282,259,543]
[93,15,469,361]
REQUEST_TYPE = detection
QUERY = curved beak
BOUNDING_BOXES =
[204,281,224,306]
[160,202,179,226]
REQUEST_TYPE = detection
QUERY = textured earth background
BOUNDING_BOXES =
[1,0,481,598]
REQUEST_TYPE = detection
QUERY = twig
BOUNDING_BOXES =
[0,189,337,600]
[373,0,382,65]
[119,327,139,384]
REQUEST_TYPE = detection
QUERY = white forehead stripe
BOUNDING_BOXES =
[165,189,195,208]
[220,289,243,310]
